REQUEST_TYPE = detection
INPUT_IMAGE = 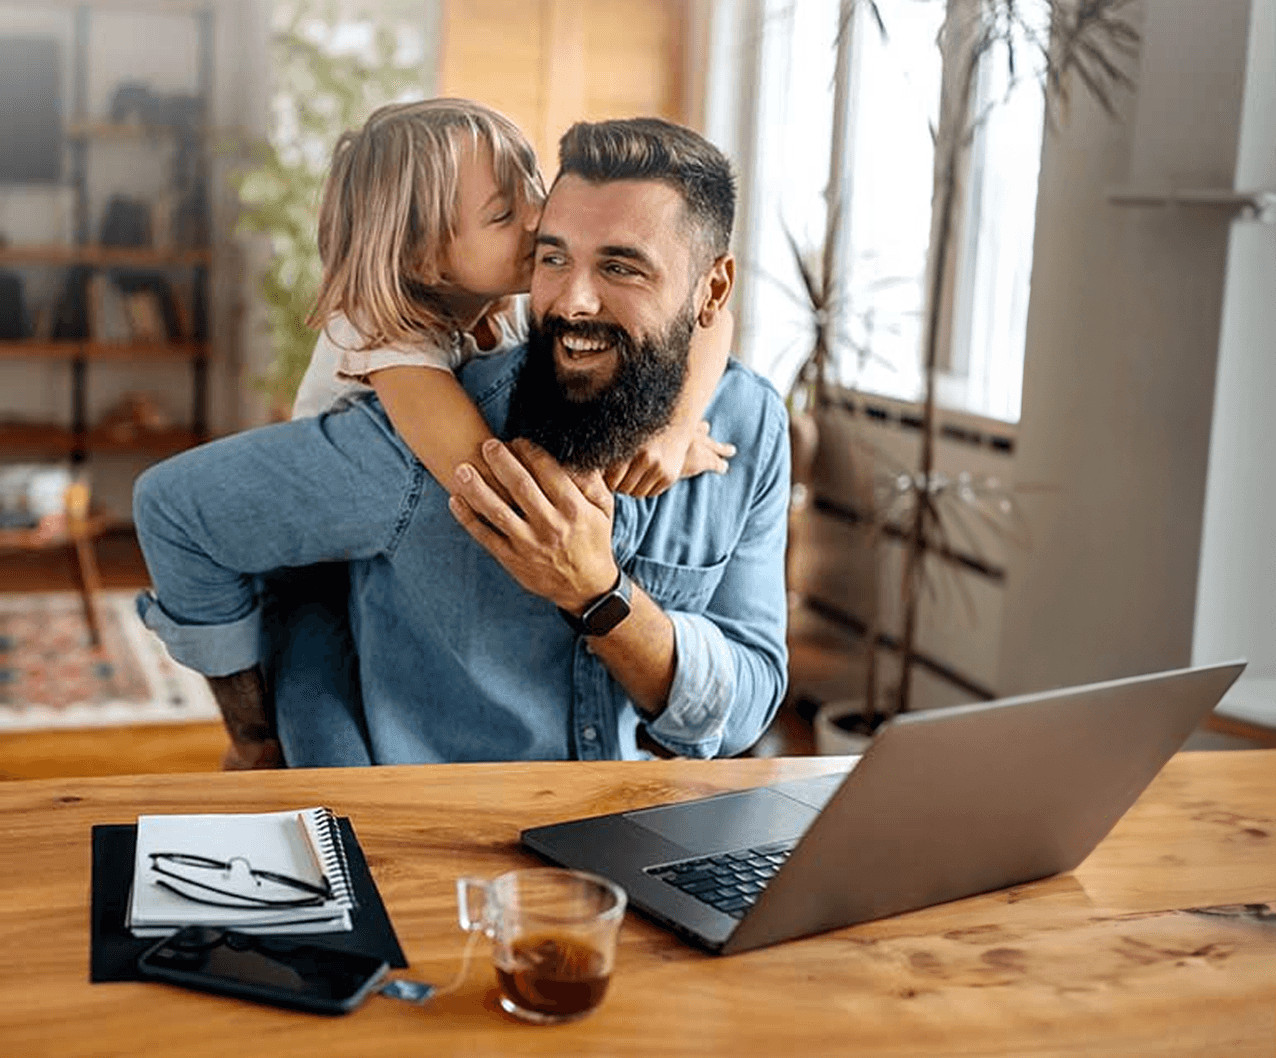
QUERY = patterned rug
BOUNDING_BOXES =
[0,590,219,731]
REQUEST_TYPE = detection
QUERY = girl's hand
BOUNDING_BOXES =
[605,420,735,498]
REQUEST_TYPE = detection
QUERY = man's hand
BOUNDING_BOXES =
[449,438,618,614]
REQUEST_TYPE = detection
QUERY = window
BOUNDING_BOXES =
[728,0,1045,424]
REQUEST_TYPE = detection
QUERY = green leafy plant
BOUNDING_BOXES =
[229,0,425,414]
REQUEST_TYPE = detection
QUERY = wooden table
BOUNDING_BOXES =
[1,752,1274,1057]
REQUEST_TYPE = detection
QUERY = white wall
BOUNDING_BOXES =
[998,0,1269,695]
[1192,0,1276,682]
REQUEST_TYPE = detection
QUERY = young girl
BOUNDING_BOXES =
[135,99,735,769]
[293,97,734,498]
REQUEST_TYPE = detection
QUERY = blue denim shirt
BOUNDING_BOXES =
[135,347,790,764]
[347,349,790,763]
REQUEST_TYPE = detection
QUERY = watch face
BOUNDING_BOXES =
[583,594,631,636]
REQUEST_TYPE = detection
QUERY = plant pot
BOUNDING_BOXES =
[813,699,887,756]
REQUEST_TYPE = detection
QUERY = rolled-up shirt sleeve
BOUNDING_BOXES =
[644,399,791,758]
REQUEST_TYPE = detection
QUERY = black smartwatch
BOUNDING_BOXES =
[558,569,633,637]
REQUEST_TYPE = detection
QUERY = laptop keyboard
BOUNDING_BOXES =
[646,840,795,919]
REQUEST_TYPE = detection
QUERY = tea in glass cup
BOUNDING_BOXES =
[456,868,626,1024]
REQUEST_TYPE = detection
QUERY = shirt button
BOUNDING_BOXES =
[582,726,597,742]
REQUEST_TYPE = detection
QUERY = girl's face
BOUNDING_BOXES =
[437,140,542,300]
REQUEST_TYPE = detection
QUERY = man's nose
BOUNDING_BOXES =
[554,267,601,319]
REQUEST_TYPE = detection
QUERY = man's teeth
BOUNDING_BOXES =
[561,335,612,353]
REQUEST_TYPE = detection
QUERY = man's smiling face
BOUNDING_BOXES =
[504,174,707,471]
[529,174,703,400]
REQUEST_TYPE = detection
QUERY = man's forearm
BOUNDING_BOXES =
[583,584,677,719]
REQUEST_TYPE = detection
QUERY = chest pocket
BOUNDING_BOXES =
[626,552,729,614]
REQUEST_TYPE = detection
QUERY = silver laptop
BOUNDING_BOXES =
[522,661,1245,955]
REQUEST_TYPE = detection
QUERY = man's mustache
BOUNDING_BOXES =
[537,315,631,350]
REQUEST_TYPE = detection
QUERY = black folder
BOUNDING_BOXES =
[90,817,407,982]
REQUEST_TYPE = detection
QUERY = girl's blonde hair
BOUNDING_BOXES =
[308,98,543,349]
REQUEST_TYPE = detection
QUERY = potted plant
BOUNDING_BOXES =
[774,0,1139,751]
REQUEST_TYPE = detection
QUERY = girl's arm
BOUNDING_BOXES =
[373,307,737,503]
[603,307,737,498]
[371,366,505,499]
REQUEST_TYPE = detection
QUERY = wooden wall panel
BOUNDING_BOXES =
[580,0,684,120]
[438,0,548,158]
[439,0,688,177]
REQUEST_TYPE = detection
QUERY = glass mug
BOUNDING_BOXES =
[456,868,627,1024]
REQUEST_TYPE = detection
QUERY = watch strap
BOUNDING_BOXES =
[558,569,633,637]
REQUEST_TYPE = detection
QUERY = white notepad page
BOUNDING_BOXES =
[127,806,354,937]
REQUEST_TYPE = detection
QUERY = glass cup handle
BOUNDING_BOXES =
[455,877,491,934]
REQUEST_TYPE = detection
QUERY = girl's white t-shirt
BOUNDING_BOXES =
[290,295,530,419]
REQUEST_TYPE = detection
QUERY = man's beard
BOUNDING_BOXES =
[506,305,695,471]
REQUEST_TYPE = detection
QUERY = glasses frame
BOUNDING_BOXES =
[148,851,333,910]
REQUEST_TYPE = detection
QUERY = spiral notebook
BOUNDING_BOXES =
[126,806,356,937]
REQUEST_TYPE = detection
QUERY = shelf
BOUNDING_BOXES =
[65,121,203,142]
[0,340,208,361]
[0,244,212,267]
[0,422,203,458]
[0,512,116,555]
[0,423,79,457]
[1107,188,1276,223]
[86,425,204,454]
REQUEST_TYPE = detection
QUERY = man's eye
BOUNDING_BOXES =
[538,251,565,266]
[604,262,637,277]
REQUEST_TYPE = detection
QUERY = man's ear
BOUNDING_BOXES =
[695,254,735,328]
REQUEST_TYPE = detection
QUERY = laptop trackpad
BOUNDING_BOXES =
[624,788,817,857]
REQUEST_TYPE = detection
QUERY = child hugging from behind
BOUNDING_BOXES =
[135,98,735,768]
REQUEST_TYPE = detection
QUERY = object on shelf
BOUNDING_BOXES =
[0,266,27,339]
[122,289,166,342]
[109,82,205,132]
[0,462,79,531]
[95,392,172,443]
[114,271,184,340]
[87,273,130,342]
[50,265,91,340]
[100,195,150,248]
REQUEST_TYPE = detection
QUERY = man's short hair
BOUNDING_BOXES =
[556,117,735,265]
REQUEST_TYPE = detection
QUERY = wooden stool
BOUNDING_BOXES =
[0,510,112,647]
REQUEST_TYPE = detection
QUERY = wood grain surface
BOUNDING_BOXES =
[0,752,1273,1057]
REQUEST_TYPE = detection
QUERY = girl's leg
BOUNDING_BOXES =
[132,400,421,765]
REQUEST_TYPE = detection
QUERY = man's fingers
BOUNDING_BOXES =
[508,437,608,515]
[453,460,532,543]
[448,491,514,560]
[480,439,561,527]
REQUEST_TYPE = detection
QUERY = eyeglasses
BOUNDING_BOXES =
[148,852,333,909]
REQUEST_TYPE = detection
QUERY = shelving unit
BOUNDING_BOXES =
[0,2,214,467]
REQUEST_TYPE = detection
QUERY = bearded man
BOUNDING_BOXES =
[134,118,791,766]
